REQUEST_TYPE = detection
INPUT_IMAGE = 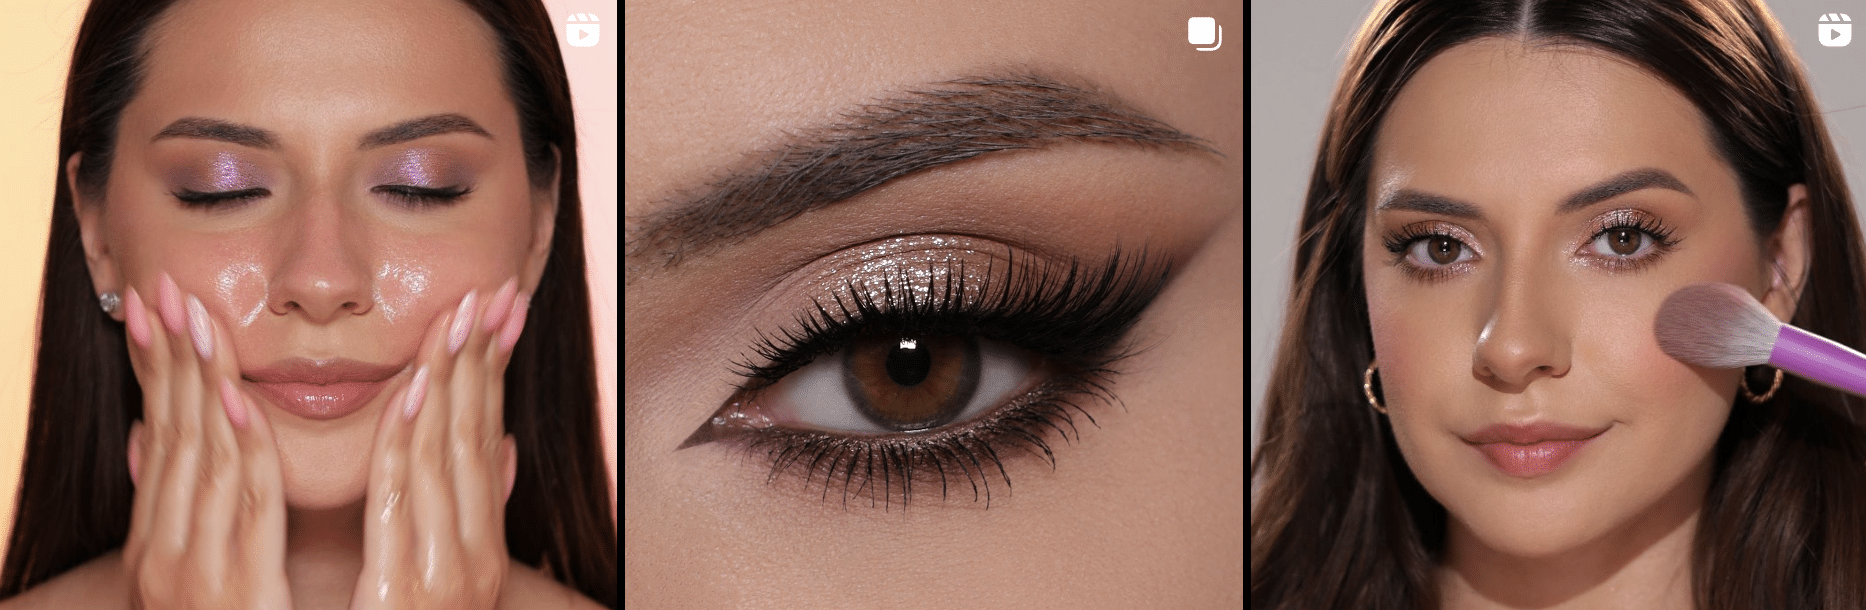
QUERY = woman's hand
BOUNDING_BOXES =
[351,278,528,609]
[122,272,295,610]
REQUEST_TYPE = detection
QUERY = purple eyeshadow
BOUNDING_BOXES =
[375,149,466,188]
[178,151,265,191]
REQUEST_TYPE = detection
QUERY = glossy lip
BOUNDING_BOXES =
[1463,422,1611,479]
[243,358,403,420]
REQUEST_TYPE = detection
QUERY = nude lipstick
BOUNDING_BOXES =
[243,358,402,420]
[1464,422,1609,478]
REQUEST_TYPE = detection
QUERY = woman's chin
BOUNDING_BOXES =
[273,413,377,510]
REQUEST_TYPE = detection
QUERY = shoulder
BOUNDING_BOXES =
[503,561,605,610]
[0,550,127,610]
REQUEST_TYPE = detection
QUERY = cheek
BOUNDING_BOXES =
[1365,284,1470,406]
[375,257,436,324]
[1578,289,1739,429]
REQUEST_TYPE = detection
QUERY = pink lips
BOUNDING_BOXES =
[243,358,402,421]
[1464,422,1609,478]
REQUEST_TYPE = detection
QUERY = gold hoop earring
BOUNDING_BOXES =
[1364,359,1388,414]
[1740,366,1783,404]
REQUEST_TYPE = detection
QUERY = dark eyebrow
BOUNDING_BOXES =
[625,72,1220,272]
[151,113,492,151]
[1375,168,1695,220]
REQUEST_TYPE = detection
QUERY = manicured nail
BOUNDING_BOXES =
[157,272,186,335]
[186,295,214,360]
[125,288,152,349]
[448,290,478,355]
[498,292,529,353]
[403,365,430,420]
[484,278,518,333]
[219,378,249,430]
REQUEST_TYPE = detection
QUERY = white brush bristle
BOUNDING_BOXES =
[1654,283,1781,369]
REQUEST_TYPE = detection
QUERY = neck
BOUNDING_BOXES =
[284,499,367,610]
[1437,457,1711,610]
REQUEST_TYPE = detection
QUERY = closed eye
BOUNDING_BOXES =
[171,185,472,208]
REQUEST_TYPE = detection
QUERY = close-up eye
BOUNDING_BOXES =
[677,248,1172,509]
[1406,234,1472,267]
[1584,218,1676,260]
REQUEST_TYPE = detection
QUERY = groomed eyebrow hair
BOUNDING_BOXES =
[625,72,1220,272]
[150,112,492,151]
[1375,168,1695,220]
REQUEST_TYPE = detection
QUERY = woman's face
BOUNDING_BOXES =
[1363,38,1806,561]
[625,0,1242,607]
[74,0,554,509]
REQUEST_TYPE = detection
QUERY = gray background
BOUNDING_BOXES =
[1249,0,1866,459]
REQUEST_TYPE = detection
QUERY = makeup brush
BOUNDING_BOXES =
[1654,282,1866,398]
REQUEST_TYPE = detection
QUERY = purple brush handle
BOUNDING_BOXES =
[1770,325,1866,397]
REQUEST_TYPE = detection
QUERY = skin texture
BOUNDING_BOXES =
[0,0,596,608]
[1361,38,1810,609]
[624,0,1242,608]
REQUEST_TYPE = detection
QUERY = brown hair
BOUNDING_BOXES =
[2,0,616,607]
[1252,0,1866,607]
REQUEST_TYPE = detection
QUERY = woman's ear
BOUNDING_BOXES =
[68,152,124,321]
[1760,183,1812,323]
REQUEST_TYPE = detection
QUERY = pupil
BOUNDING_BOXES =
[885,340,932,386]
[1431,237,1457,264]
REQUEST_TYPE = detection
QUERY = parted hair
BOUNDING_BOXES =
[1252,0,1866,608]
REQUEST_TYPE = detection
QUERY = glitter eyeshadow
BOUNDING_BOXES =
[373,149,467,188]
[177,151,265,191]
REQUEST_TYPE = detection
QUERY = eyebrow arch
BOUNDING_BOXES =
[625,72,1220,272]
[1374,168,1695,220]
[150,113,492,151]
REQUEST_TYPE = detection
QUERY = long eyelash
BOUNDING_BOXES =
[1594,216,1678,248]
[731,248,1171,388]
[718,248,1172,510]
[171,186,472,208]
[1380,223,1439,255]
[732,368,1126,511]
[377,185,474,206]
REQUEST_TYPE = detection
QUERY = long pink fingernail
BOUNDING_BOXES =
[448,290,478,355]
[220,378,249,429]
[125,288,152,349]
[483,277,518,333]
[157,272,186,334]
[186,295,214,360]
[403,365,430,420]
[498,292,529,352]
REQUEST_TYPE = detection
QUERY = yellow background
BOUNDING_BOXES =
[0,0,620,556]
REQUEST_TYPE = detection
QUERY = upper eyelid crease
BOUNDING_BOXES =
[624,71,1222,274]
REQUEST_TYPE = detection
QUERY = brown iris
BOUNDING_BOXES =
[1427,236,1460,265]
[1605,228,1641,255]
[841,336,980,431]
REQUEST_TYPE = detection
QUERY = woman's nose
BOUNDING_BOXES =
[1472,276,1572,389]
[267,197,374,321]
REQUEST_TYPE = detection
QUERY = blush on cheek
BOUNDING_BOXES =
[374,260,436,324]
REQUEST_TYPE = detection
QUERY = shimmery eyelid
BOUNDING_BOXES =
[373,149,470,187]
[172,151,267,191]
